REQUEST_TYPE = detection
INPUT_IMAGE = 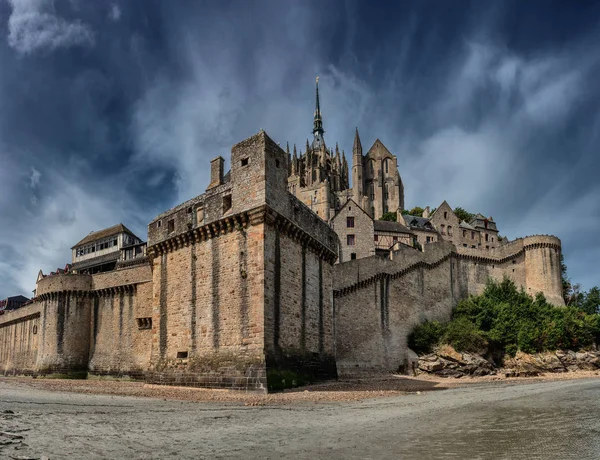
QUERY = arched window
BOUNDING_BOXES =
[384,183,389,200]
[384,159,389,174]
[448,225,453,236]
[312,170,316,182]
[369,160,375,176]
[440,224,446,235]
[370,183,374,200]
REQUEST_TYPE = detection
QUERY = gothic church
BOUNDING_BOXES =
[287,78,405,221]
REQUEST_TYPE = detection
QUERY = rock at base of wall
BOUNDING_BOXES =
[417,345,496,378]
[417,347,600,378]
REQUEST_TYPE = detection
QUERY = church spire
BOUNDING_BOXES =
[312,77,325,150]
[352,127,363,158]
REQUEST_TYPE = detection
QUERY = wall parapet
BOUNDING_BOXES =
[36,273,92,297]
[334,234,562,299]
[147,204,339,264]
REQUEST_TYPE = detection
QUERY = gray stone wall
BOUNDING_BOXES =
[334,236,564,376]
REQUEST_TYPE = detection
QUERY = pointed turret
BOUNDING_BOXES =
[342,150,349,189]
[352,128,364,202]
[352,127,363,158]
[291,144,298,176]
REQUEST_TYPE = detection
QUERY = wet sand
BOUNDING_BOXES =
[1,374,599,459]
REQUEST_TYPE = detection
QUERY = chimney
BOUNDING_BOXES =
[208,156,224,189]
[423,206,430,218]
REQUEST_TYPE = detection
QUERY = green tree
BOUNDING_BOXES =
[560,253,572,304]
[582,287,600,315]
[406,206,424,217]
[409,277,600,359]
[379,212,397,222]
[454,207,475,223]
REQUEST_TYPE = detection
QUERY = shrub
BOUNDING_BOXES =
[443,317,488,353]
[408,320,446,354]
[408,277,600,357]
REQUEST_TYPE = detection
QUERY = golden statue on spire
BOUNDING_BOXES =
[316,76,319,83]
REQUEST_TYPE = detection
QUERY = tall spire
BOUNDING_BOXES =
[353,127,363,157]
[312,76,325,150]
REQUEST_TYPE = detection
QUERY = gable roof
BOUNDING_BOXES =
[373,220,412,234]
[331,198,372,222]
[459,220,476,230]
[72,223,139,249]
[365,139,394,159]
[429,200,453,219]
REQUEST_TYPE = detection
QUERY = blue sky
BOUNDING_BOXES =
[0,0,599,297]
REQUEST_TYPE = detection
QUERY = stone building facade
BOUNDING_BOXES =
[0,95,566,390]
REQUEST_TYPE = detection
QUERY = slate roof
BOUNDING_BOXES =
[72,224,138,249]
[459,221,476,230]
[402,214,438,233]
[374,220,412,234]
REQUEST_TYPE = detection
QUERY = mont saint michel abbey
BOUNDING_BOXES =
[0,77,563,392]
[287,78,404,222]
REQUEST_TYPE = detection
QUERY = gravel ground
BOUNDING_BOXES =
[1,373,599,459]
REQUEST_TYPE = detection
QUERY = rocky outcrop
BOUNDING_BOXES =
[503,350,600,377]
[416,346,600,378]
[417,345,496,378]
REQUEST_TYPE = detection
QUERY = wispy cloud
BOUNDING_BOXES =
[6,0,94,54]
[1,1,599,297]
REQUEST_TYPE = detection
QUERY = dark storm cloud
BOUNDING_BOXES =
[0,0,599,296]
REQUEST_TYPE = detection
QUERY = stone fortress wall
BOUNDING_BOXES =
[0,131,339,391]
[0,130,564,391]
[333,235,563,375]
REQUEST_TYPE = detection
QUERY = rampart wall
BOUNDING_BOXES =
[333,236,563,375]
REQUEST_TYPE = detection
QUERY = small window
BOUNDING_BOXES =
[347,216,355,228]
[471,245,476,248]
[136,317,152,330]
[426,237,431,243]
[463,230,466,238]
[485,234,489,242]
[32,325,38,335]
[486,245,490,249]
[471,231,475,239]
[177,351,188,359]
[491,237,494,242]
[374,235,378,242]
[187,207,192,214]
[444,211,448,219]
[393,236,398,242]
[168,219,175,233]
[350,253,357,260]
[347,234,355,246]
[275,159,280,168]
[157,220,162,228]
[448,226,453,236]
[223,194,232,213]
[241,158,249,167]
